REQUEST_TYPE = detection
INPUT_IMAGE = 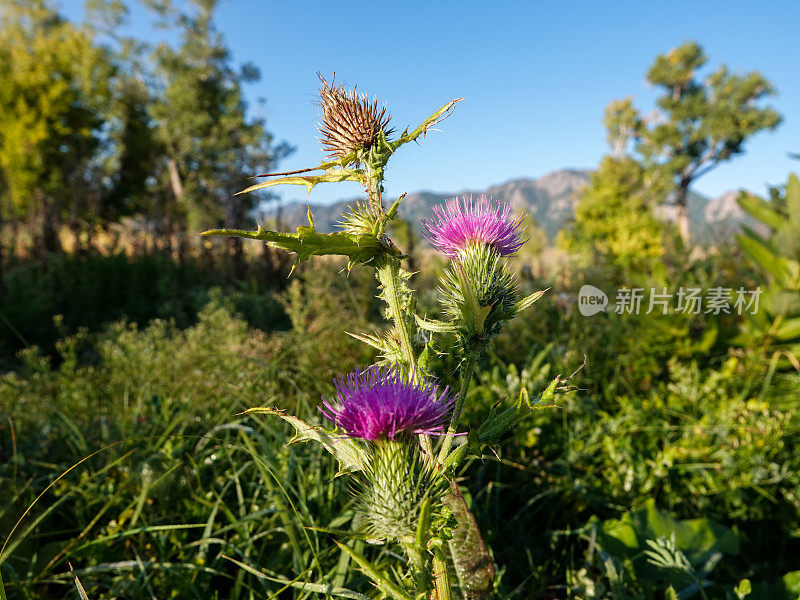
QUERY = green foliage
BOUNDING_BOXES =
[571,502,739,599]
[0,0,112,229]
[569,503,800,600]
[747,572,800,600]
[149,0,288,233]
[2,255,800,598]
[735,173,800,359]
[0,298,375,599]
[454,335,800,596]
[605,41,782,242]
[560,156,668,271]
[0,253,289,364]
[594,500,739,568]
[0,0,289,257]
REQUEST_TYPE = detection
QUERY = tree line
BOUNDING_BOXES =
[0,8,785,282]
[0,0,290,276]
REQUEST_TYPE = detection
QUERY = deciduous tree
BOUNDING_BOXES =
[0,0,113,252]
[606,41,781,244]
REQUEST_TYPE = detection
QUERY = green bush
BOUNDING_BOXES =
[0,253,290,366]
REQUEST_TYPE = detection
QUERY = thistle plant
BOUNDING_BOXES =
[203,76,570,599]
[320,366,454,441]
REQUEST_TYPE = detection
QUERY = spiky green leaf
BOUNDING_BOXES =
[737,192,784,230]
[515,289,548,313]
[390,99,463,151]
[243,407,367,474]
[477,377,562,445]
[202,212,397,270]
[238,168,364,195]
[414,315,457,333]
[737,228,794,286]
[774,317,800,341]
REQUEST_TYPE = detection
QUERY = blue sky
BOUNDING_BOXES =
[64,0,800,207]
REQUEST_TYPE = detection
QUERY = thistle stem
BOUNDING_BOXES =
[376,258,417,375]
[432,545,452,600]
[436,348,479,464]
[365,161,385,212]
[401,540,429,593]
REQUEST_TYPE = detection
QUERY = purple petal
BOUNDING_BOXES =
[319,366,454,440]
[421,195,526,257]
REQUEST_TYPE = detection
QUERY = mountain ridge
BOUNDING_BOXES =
[266,168,753,242]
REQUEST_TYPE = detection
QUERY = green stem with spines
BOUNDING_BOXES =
[365,145,450,598]
[436,348,480,464]
[375,258,417,376]
[432,545,452,600]
[400,539,429,593]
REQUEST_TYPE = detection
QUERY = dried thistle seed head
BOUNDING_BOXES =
[317,74,393,159]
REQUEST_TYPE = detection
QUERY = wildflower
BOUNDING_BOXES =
[439,243,520,347]
[421,195,525,258]
[317,74,393,159]
[320,366,453,440]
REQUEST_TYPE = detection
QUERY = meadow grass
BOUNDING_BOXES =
[1,259,799,599]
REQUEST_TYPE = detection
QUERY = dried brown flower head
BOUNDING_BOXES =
[317,74,393,159]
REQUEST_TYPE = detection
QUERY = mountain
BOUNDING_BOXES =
[269,168,751,242]
[272,169,592,240]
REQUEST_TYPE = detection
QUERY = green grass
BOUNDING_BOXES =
[1,257,799,599]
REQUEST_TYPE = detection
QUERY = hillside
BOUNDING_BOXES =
[270,169,751,242]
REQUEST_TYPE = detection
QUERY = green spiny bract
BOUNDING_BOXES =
[338,201,383,236]
[439,243,520,350]
[357,439,446,544]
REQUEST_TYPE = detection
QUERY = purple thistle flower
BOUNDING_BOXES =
[320,366,454,441]
[421,195,526,257]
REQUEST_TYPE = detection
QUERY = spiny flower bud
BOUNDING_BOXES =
[317,74,394,160]
[439,244,520,348]
[319,366,454,441]
[337,201,381,236]
[359,440,444,543]
[422,195,526,258]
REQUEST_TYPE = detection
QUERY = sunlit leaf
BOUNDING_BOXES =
[202,211,397,271]
[737,191,784,230]
[243,407,368,475]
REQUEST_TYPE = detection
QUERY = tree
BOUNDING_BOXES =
[606,41,782,244]
[0,0,113,252]
[561,156,668,272]
[148,0,291,270]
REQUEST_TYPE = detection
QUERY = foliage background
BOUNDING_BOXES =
[1,1,800,599]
